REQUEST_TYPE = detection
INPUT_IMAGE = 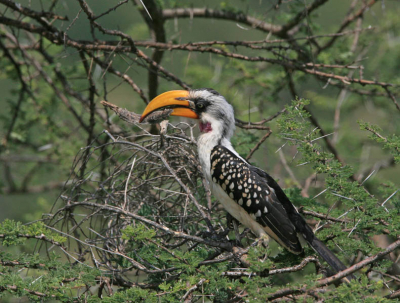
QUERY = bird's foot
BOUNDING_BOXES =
[257,234,270,248]
[226,212,244,247]
[255,234,270,263]
[226,212,238,230]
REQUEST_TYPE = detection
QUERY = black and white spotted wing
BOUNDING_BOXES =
[210,145,303,254]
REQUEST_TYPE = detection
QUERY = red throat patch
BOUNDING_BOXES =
[199,122,212,133]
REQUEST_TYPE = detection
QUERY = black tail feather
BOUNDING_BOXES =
[250,166,356,281]
[308,237,355,281]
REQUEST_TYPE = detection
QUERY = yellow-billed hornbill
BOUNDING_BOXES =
[140,88,352,278]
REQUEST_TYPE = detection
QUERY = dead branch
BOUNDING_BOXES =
[246,130,272,160]
[162,8,282,34]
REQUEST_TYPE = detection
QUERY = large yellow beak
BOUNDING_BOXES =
[139,90,199,122]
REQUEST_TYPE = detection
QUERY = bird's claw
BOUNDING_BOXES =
[226,212,239,229]
[258,234,270,248]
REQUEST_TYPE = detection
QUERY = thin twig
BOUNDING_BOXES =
[246,129,272,160]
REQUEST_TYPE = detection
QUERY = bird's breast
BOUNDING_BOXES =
[198,144,268,238]
[210,179,267,238]
[197,132,222,182]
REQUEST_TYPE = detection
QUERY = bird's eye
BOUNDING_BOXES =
[197,103,204,109]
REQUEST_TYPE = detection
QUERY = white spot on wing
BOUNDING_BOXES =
[246,200,251,207]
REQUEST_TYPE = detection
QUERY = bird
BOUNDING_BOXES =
[140,88,353,279]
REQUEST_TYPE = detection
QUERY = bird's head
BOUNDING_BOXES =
[140,88,235,139]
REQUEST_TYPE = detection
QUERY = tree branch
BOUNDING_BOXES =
[162,8,282,34]
[267,239,400,301]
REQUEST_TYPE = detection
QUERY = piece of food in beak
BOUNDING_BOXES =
[140,108,174,124]
[140,90,199,123]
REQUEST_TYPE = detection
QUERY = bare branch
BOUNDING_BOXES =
[319,0,378,52]
[278,0,329,36]
[384,86,400,112]
[246,130,272,161]
[162,8,282,34]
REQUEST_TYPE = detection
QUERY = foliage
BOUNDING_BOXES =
[0,0,399,302]
[0,219,66,246]
[277,100,399,257]
[0,250,101,302]
[359,121,400,164]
